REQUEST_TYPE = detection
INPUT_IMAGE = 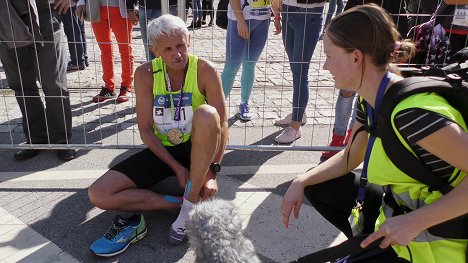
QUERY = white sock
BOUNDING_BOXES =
[171,198,194,233]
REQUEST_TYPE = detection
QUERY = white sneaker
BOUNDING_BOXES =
[274,112,307,126]
[275,126,302,143]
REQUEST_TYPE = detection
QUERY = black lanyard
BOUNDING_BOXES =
[356,71,392,204]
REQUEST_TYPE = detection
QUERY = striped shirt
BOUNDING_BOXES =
[356,100,456,179]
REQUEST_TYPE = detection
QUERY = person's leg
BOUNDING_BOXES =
[304,172,384,239]
[206,0,214,25]
[62,6,85,67]
[276,6,323,143]
[334,90,355,136]
[78,17,88,66]
[336,0,344,14]
[88,147,188,211]
[194,0,203,23]
[201,0,208,22]
[92,7,115,90]
[139,7,162,61]
[323,0,337,30]
[36,10,73,145]
[239,19,269,104]
[0,45,48,145]
[321,90,355,160]
[170,104,221,244]
[221,19,247,98]
[289,6,322,125]
[109,8,134,91]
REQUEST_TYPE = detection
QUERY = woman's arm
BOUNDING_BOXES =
[362,123,468,248]
[229,0,249,39]
[281,121,368,227]
[272,0,282,34]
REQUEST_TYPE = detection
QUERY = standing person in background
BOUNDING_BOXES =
[62,5,89,71]
[272,0,325,143]
[138,0,178,61]
[76,0,139,103]
[221,0,272,121]
[201,0,214,26]
[187,0,203,28]
[0,0,76,161]
[320,0,343,39]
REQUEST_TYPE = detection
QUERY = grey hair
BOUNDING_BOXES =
[147,14,189,49]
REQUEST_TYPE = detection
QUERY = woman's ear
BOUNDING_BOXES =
[353,49,364,65]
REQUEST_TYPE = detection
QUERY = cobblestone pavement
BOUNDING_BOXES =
[0,17,341,149]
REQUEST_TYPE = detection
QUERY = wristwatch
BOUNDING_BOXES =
[210,163,221,175]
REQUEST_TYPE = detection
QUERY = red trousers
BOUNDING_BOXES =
[92,7,134,90]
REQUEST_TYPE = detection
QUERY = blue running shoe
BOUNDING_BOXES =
[90,213,147,257]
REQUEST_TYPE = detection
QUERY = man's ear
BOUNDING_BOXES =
[150,46,160,58]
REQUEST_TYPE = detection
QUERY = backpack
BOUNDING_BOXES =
[377,71,468,239]
[215,0,229,29]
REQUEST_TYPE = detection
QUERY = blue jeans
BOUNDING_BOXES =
[139,6,178,60]
[323,0,343,30]
[282,5,323,122]
[192,0,202,22]
[334,90,356,136]
[61,6,88,66]
[222,19,270,103]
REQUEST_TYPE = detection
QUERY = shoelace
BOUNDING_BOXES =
[104,223,124,241]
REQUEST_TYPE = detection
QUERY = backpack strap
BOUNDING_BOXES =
[290,234,385,263]
[378,77,458,194]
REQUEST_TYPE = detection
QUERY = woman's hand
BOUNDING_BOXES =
[280,178,305,228]
[127,10,139,26]
[274,18,282,35]
[76,5,85,22]
[361,213,425,249]
[237,19,249,39]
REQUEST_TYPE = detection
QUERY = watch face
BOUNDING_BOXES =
[211,163,221,173]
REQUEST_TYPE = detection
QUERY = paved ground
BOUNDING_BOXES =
[0,11,353,263]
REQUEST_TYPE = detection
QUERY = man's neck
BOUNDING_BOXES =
[166,63,188,91]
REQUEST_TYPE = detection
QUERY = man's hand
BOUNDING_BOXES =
[127,10,139,26]
[199,171,218,199]
[54,0,76,15]
[75,5,85,22]
[175,166,190,188]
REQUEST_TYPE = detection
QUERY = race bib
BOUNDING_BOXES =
[250,0,272,16]
[153,93,194,135]
[453,5,468,27]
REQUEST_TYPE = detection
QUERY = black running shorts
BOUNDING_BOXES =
[110,141,191,188]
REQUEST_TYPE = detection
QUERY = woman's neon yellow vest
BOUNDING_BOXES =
[151,54,206,146]
[362,92,467,262]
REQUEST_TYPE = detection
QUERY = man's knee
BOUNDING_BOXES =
[193,104,220,132]
[88,180,115,210]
